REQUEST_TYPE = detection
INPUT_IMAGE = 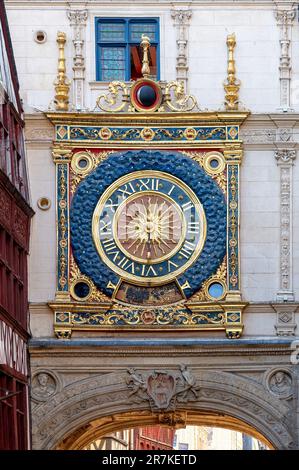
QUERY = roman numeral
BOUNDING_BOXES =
[141,265,157,277]
[167,260,179,272]
[168,185,175,196]
[178,240,195,259]
[117,182,136,198]
[182,201,194,212]
[117,256,135,273]
[138,179,160,191]
[102,238,118,256]
[100,219,112,235]
[188,221,200,234]
[105,198,118,212]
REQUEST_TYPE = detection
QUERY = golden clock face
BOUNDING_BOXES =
[92,170,206,285]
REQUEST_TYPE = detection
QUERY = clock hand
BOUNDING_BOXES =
[146,208,152,261]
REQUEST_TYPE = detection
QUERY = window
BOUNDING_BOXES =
[95,18,159,81]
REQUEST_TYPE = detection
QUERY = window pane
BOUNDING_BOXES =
[100,47,125,81]
[129,22,157,42]
[99,22,125,42]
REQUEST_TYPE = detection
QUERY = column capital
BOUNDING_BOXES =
[67,9,88,26]
[275,149,296,165]
[52,145,72,163]
[171,9,192,25]
[275,8,296,26]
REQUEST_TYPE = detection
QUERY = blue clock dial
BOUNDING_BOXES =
[92,171,206,285]
[71,150,227,298]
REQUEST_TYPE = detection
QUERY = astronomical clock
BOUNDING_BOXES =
[48,34,249,339]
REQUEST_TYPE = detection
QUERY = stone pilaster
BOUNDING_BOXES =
[275,149,296,303]
[275,8,296,111]
[171,9,192,92]
[67,9,88,111]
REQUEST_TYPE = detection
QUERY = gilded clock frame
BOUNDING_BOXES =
[92,170,207,283]
[48,110,249,339]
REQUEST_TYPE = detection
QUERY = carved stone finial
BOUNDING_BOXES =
[54,32,70,112]
[140,34,151,78]
[224,33,240,111]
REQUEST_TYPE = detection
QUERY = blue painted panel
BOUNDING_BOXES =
[66,126,227,142]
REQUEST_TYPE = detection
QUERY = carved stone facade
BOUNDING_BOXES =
[171,9,192,92]
[273,303,298,336]
[29,340,298,450]
[275,8,296,111]
[5,0,299,451]
[67,9,88,111]
[275,149,296,302]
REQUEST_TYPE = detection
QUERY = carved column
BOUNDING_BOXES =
[275,8,296,111]
[67,9,88,111]
[171,9,192,91]
[223,144,243,303]
[53,146,72,302]
[275,149,296,303]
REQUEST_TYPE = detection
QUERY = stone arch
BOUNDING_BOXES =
[32,369,295,450]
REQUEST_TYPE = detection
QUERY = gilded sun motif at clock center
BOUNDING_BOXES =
[114,192,185,264]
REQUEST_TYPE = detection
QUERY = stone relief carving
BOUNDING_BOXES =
[267,370,293,399]
[32,372,57,402]
[275,8,296,110]
[278,128,293,142]
[240,128,294,145]
[240,129,276,144]
[171,9,192,92]
[275,149,296,302]
[126,365,199,411]
[158,411,187,427]
[31,369,296,450]
[25,128,54,141]
[67,9,88,110]
[273,303,297,336]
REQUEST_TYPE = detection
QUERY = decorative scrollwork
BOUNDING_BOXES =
[164,81,198,112]
[70,255,110,303]
[189,257,227,302]
[95,81,129,112]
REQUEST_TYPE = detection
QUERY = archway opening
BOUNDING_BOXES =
[83,425,269,451]
[56,410,274,450]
